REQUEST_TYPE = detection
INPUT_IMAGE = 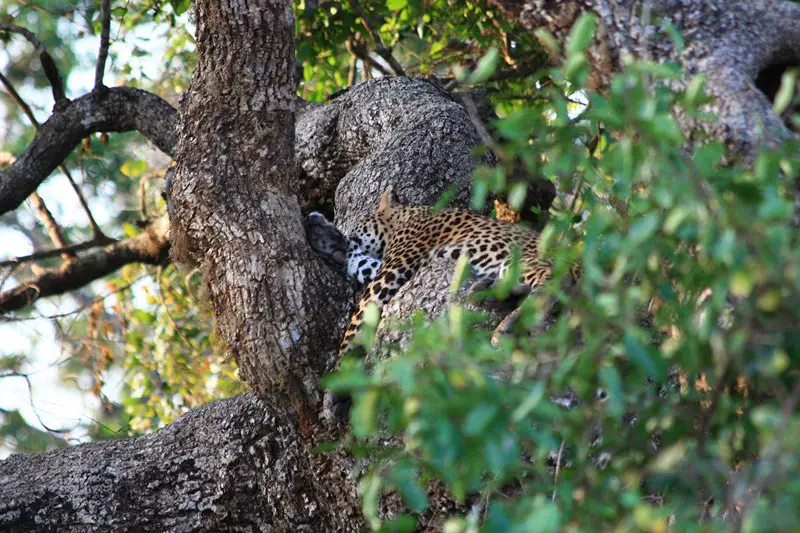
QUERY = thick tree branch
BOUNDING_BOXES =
[0,87,177,217]
[170,0,353,431]
[0,394,364,531]
[94,0,111,91]
[0,218,168,313]
[0,23,68,105]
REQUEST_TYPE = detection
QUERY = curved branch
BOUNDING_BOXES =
[0,218,168,313]
[0,87,177,216]
[0,71,107,247]
[0,23,68,105]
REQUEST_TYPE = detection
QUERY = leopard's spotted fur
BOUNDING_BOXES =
[338,188,556,359]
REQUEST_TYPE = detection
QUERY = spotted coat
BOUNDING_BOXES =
[338,189,556,359]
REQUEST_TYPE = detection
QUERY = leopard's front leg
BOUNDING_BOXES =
[338,256,419,359]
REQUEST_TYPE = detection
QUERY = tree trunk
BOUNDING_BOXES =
[167,0,353,435]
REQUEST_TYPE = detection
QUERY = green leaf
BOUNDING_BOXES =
[512,382,545,422]
[624,332,664,378]
[566,13,597,57]
[507,182,527,211]
[463,403,499,436]
[120,159,147,178]
[389,464,428,512]
[380,515,417,533]
[351,389,379,437]
[773,68,798,115]
[387,0,408,10]
[628,61,681,79]
[518,502,561,533]
[359,472,382,527]
[171,0,192,15]
[649,442,686,473]
[534,29,560,60]
[660,19,685,52]
[628,213,660,245]
[466,47,499,85]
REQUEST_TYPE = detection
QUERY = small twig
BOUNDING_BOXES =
[94,0,112,90]
[27,193,74,260]
[0,237,118,267]
[77,158,111,239]
[347,0,405,76]
[2,371,75,435]
[552,440,566,501]
[138,175,150,221]
[0,23,68,104]
[348,50,358,86]
[0,272,149,323]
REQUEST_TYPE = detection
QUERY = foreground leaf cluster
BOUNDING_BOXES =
[329,17,800,532]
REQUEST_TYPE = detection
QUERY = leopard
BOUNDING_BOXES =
[333,187,558,359]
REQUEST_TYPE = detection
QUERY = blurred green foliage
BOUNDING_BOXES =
[326,14,800,532]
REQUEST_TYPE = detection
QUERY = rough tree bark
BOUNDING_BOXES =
[489,0,800,156]
[2,0,799,531]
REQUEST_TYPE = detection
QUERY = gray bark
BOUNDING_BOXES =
[168,0,352,427]
[489,0,800,157]
[0,394,363,532]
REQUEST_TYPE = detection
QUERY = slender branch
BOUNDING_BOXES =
[0,237,119,268]
[0,217,169,313]
[0,23,68,105]
[552,440,566,501]
[347,41,358,86]
[26,193,74,260]
[76,158,109,239]
[94,0,112,90]
[345,36,393,77]
[347,0,405,76]
[0,72,73,258]
[0,86,178,216]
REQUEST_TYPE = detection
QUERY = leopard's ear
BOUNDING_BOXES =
[376,186,394,217]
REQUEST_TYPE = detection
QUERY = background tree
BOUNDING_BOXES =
[0,0,799,531]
